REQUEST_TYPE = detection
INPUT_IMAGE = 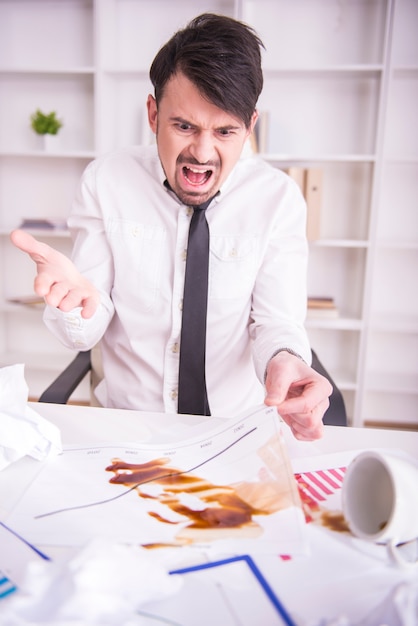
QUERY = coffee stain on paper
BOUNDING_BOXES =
[105,433,302,547]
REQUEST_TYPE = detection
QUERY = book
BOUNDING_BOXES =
[308,296,336,309]
[19,217,67,231]
[7,295,45,308]
[283,167,323,241]
[307,296,339,318]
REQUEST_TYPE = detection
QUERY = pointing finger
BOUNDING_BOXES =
[10,229,51,263]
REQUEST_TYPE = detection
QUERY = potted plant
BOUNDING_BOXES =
[30,109,63,150]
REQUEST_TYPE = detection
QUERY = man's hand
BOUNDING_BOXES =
[10,229,100,319]
[264,351,333,441]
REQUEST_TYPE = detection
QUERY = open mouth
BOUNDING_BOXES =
[182,166,213,186]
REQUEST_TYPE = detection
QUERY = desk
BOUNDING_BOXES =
[28,401,418,455]
[1,403,418,625]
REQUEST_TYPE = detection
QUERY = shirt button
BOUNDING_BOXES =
[230,248,237,257]
[172,342,179,353]
[186,207,193,217]
[179,299,183,311]
[170,388,178,400]
[131,226,141,237]
[181,249,187,261]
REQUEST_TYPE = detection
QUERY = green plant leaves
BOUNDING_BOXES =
[30,109,63,135]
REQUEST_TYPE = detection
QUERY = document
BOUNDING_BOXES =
[5,406,308,557]
[152,555,297,626]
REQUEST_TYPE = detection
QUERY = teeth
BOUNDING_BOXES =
[187,166,209,173]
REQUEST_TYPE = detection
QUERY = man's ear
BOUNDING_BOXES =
[147,94,158,133]
[249,110,259,136]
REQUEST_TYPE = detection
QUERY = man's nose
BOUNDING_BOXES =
[189,131,216,164]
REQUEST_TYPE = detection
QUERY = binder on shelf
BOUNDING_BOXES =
[304,168,322,241]
[253,110,269,154]
[284,167,323,241]
[285,166,305,193]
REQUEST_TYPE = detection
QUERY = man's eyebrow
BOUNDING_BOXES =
[169,116,241,131]
[170,116,194,126]
[216,123,242,131]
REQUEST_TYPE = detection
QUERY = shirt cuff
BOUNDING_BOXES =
[263,347,306,383]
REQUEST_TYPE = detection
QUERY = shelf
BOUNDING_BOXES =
[0,151,96,159]
[0,299,44,314]
[0,67,95,75]
[102,68,150,76]
[331,375,358,393]
[0,0,94,69]
[365,371,418,395]
[362,390,418,427]
[0,70,95,153]
[263,65,384,76]
[392,66,418,74]
[376,240,418,250]
[0,228,70,239]
[262,154,377,163]
[383,156,418,164]
[368,314,418,333]
[310,239,369,249]
[305,317,363,331]
[242,0,388,69]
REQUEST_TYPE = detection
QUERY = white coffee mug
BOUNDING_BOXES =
[342,450,418,567]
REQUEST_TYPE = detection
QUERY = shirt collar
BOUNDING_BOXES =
[163,179,220,210]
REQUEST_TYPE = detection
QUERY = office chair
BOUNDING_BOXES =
[38,348,347,426]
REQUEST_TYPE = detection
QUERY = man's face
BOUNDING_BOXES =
[147,72,257,206]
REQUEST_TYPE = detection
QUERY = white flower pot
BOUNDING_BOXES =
[42,133,61,152]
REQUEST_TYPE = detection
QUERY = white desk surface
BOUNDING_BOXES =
[30,401,418,454]
[1,403,417,625]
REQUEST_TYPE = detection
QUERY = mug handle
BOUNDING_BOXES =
[388,538,418,569]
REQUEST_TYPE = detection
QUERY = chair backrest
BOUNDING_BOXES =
[89,343,104,406]
[38,343,103,405]
[311,350,347,426]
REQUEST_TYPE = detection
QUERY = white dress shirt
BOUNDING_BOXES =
[44,144,311,416]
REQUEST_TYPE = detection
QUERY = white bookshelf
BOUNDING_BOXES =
[0,0,416,427]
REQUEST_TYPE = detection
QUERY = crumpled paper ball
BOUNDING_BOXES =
[1,538,183,625]
[312,578,418,626]
[0,364,61,471]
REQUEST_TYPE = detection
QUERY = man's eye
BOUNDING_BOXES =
[178,123,192,131]
[218,129,233,137]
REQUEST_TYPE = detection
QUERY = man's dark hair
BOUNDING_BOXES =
[149,13,264,128]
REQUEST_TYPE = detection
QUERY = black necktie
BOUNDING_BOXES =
[178,199,212,416]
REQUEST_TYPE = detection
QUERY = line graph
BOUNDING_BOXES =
[5,407,309,557]
[34,427,258,520]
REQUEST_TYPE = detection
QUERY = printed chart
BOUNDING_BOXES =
[6,407,308,556]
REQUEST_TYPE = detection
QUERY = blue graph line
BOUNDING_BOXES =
[0,520,50,561]
[169,554,297,626]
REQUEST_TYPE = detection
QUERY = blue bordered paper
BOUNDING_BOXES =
[166,554,297,626]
